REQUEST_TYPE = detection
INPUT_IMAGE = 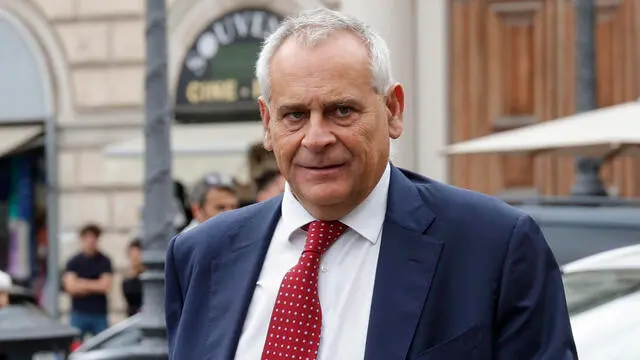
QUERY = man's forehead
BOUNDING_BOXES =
[279,29,367,52]
[269,34,375,106]
[271,31,370,74]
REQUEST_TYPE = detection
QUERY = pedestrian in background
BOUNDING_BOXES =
[121,239,143,317]
[62,223,113,339]
[182,172,239,233]
[254,168,285,202]
[247,142,278,183]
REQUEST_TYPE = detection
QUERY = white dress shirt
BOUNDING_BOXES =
[180,219,200,233]
[235,163,391,360]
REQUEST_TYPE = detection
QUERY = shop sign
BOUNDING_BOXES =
[175,9,283,123]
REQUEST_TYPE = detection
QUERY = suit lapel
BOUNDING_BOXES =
[364,166,443,360]
[206,197,282,359]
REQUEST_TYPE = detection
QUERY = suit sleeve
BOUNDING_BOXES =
[165,235,183,358]
[495,214,578,360]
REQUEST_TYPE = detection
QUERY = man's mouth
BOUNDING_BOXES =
[302,164,345,170]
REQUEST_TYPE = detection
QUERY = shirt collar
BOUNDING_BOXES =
[280,163,391,244]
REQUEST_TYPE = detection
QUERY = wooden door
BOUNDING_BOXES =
[449,0,640,197]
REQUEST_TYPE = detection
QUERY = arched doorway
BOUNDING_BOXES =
[0,7,53,307]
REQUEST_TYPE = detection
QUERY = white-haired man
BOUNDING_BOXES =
[165,8,576,360]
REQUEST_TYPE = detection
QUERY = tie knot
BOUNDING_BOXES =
[304,220,347,255]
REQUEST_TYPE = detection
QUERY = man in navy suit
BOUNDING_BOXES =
[165,8,577,360]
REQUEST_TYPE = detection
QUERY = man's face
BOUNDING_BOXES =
[80,233,99,254]
[260,31,404,219]
[128,246,142,268]
[194,187,239,222]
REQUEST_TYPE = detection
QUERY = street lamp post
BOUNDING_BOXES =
[82,2,172,359]
[136,0,173,356]
[571,0,607,197]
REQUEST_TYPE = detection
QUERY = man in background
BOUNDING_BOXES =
[182,172,239,233]
[254,169,285,202]
[63,223,113,338]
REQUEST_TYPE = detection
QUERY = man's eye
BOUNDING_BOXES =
[335,106,352,117]
[285,112,306,120]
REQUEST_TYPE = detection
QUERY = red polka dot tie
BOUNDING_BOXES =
[261,220,348,360]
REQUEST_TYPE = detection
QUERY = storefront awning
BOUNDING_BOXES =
[0,125,42,158]
[443,100,640,158]
[103,123,264,157]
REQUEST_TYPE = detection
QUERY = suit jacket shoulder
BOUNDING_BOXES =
[401,168,527,240]
[394,168,541,290]
[165,196,282,358]
[170,197,281,273]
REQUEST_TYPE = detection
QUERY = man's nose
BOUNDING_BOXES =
[301,113,336,152]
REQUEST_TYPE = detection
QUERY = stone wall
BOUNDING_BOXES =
[30,0,156,320]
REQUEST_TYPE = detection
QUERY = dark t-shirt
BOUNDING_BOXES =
[122,276,142,317]
[65,252,112,314]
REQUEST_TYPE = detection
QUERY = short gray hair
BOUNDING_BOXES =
[255,7,393,102]
[189,172,236,206]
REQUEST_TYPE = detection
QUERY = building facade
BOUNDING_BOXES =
[0,0,448,321]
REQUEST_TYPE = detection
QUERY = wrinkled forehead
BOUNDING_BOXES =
[273,30,371,72]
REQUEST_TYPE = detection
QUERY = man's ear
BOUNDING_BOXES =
[190,203,201,221]
[259,97,273,151]
[386,83,404,139]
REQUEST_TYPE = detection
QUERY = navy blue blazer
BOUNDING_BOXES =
[165,166,577,359]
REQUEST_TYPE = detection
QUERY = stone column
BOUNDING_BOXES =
[415,0,449,182]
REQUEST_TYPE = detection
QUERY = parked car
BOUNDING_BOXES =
[68,314,145,359]
[516,204,640,266]
[562,244,640,360]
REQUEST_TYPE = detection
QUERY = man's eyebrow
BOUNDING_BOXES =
[276,98,363,113]
[325,98,361,107]
[276,103,307,114]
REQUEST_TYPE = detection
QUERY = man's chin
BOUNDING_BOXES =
[295,164,349,182]
[295,186,348,208]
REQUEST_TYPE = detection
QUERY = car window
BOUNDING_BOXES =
[563,269,640,316]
